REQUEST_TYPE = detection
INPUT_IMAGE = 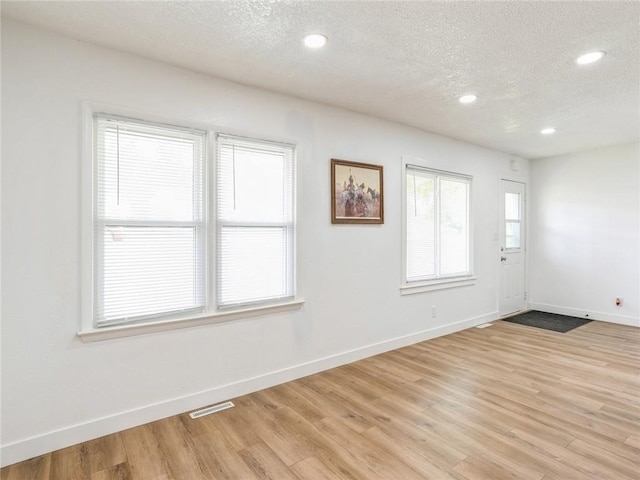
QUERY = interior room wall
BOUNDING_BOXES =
[529,143,640,326]
[1,19,527,465]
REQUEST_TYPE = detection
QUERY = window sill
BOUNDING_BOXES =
[77,299,305,343]
[400,277,476,296]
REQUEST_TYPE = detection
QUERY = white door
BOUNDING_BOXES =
[499,180,526,316]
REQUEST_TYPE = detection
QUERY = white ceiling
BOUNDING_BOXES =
[3,1,639,159]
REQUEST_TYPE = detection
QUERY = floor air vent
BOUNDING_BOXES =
[189,401,235,419]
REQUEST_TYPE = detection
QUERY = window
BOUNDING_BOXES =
[405,164,471,284]
[93,114,206,326]
[216,134,295,308]
[85,111,300,339]
[504,192,522,249]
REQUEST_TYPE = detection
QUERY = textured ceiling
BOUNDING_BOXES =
[2,1,639,159]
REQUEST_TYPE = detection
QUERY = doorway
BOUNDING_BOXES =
[499,179,527,317]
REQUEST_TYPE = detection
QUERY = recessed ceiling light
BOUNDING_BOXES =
[459,94,477,104]
[541,127,556,135]
[304,34,328,49]
[576,51,605,65]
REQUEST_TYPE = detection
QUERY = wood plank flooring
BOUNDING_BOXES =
[2,320,639,479]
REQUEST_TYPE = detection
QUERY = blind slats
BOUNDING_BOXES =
[94,117,296,324]
[406,166,470,282]
[216,135,295,308]
[94,115,206,325]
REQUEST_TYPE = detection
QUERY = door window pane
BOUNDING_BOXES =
[505,221,521,249]
[505,192,520,220]
[505,192,521,249]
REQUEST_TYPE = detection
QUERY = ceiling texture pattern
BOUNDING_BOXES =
[2,0,639,159]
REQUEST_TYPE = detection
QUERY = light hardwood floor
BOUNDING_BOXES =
[2,319,639,479]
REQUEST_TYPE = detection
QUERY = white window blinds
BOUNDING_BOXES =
[406,166,470,282]
[94,114,206,325]
[216,134,295,308]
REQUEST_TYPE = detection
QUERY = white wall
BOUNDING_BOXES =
[529,143,640,326]
[1,19,526,465]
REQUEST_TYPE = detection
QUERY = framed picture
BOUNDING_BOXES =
[331,159,384,224]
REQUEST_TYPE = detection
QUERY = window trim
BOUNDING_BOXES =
[400,156,475,294]
[214,133,297,311]
[92,113,208,327]
[79,103,303,341]
[77,299,305,342]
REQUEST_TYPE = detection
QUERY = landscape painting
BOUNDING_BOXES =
[331,159,383,224]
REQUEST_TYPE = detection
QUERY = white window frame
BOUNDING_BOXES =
[400,157,476,296]
[79,104,303,342]
[215,133,296,310]
[92,113,208,327]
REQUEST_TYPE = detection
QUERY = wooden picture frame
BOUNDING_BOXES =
[331,159,384,224]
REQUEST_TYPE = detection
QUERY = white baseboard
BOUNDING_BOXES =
[0,312,496,467]
[528,302,640,327]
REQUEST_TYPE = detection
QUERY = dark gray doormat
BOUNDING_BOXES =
[502,310,592,333]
